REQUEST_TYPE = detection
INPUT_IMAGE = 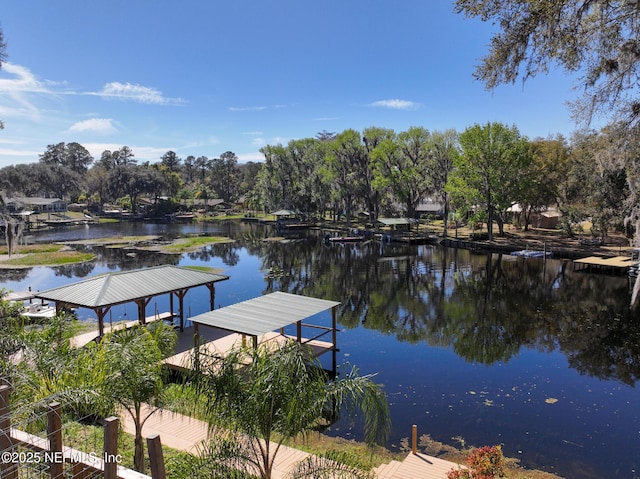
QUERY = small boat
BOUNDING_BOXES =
[22,303,57,319]
[511,249,552,258]
[326,235,366,243]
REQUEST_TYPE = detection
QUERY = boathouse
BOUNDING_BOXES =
[164,291,340,375]
[34,265,229,338]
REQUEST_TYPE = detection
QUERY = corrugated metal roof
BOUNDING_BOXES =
[190,291,340,336]
[35,265,229,308]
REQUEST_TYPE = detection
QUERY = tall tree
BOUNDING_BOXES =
[160,150,181,172]
[430,129,458,237]
[40,142,93,174]
[210,151,241,203]
[362,126,395,221]
[454,0,640,127]
[326,129,367,226]
[449,122,532,240]
[371,127,434,219]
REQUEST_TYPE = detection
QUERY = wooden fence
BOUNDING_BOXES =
[0,385,166,479]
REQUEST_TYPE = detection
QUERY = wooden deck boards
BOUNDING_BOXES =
[121,405,460,479]
[163,329,334,372]
[71,312,174,347]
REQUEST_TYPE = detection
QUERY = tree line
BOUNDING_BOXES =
[0,120,636,243]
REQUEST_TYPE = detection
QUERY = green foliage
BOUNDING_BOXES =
[449,122,532,239]
[191,340,390,479]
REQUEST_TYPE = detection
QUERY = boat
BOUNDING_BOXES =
[511,249,552,258]
[22,303,57,319]
[325,235,366,243]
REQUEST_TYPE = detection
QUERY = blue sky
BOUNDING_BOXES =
[0,1,581,168]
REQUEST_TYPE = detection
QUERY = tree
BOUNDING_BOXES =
[454,0,640,128]
[523,136,572,231]
[362,126,395,221]
[210,151,241,203]
[371,127,434,219]
[449,122,532,240]
[40,142,93,174]
[160,150,181,172]
[326,129,367,226]
[192,341,390,479]
[96,323,176,473]
[430,130,458,237]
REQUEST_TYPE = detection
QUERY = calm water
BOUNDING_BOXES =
[2,221,639,479]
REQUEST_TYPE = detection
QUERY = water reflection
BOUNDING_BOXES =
[1,221,639,478]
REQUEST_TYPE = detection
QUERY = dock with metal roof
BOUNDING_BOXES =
[34,265,229,336]
[164,291,340,374]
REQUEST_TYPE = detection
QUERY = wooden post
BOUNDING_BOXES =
[331,306,337,377]
[0,384,18,479]
[411,424,418,455]
[103,417,119,479]
[296,320,302,343]
[48,402,64,479]
[146,434,166,479]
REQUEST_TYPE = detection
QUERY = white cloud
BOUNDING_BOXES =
[0,146,41,158]
[243,131,264,136]
[0,63,58,121]
[95,82,184,105]
[229,106,267,112]
[368,99,420,110]
[251,137,266,147]
[68,118,117,134]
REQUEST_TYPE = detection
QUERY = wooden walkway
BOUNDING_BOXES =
[71,312,174,347]
[120,404,461,479]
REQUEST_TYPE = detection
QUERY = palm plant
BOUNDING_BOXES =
[96,322,177,473]
[190,340,390,479]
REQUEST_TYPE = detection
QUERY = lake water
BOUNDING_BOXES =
[1,220,639,479]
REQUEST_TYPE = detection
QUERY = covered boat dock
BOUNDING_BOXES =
[34,265,229,340]
[164,291,340,374]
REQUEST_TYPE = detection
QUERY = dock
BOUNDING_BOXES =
[163,326,334,372]
[71,312,174,348]
[120,404,462,479]
[573,255,639,275]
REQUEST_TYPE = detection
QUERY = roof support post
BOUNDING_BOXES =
[174,289,188,332]
[331,306,337,377]
[205,282,216,311]
[136,297,151,324]
[95,306,110,337]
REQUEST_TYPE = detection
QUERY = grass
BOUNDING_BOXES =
[162,236,233,252]
[0,243,96,267]
[62,420,188,475]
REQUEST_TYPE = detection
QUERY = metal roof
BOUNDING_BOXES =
[35,265,229,308]
[190,291,340,336]
[377,217,415,226]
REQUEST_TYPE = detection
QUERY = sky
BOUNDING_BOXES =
[0,1,583,168]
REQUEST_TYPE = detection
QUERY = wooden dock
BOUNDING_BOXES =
[121,404,461,479]
[71,312,174,348]
[573,255,638,275]
[163,326,334,372]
